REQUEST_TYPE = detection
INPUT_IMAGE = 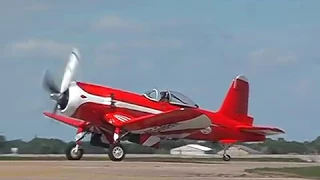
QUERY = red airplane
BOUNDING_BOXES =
[42,48,285,162]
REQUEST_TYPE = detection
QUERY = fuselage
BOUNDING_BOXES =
[60,81,265,143]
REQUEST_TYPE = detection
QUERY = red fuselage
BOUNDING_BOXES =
[65,81,265,144]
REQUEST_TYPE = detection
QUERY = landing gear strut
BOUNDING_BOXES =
[108,127,126,161]
[221,144,232,161]
[65,131,87,160]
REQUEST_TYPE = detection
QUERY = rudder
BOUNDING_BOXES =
[218,75,253,125]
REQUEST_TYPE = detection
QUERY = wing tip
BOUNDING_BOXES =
[43,111,51,117]
[271,127,286,134]
[237,125,286,135]
[278,129,286,134]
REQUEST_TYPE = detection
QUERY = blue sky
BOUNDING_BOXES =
[0,0,319,142]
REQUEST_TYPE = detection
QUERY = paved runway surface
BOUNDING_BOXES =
[2,154,319,162]
[0,161,317,180]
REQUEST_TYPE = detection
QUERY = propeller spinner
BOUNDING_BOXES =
[42,48,80,114]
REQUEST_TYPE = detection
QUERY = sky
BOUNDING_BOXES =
[0,0,319,142]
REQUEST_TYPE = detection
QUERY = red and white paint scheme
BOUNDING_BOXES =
[42,48,285,161]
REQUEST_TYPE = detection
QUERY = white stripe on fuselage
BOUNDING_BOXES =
[114,114,131,122]
[61,82,164,117]
[113,100,163,114]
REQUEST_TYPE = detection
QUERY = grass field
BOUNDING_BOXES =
[245,166,320,179]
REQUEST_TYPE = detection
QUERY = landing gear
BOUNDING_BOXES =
[108,143,126,161]
[107,127,127,161]
[221,143,232,161]
[65,142,84,160]
[222,153,231,161]
[65,130,87,160]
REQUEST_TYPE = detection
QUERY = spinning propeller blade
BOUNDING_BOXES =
[60,48,80,94]
[42,48,81,114]
[42,69,59,94]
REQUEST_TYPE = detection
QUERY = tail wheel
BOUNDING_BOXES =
[108,143,126,161]
[222,154,231,161]
[65,142,84,160]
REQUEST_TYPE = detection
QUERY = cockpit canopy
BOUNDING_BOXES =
[143,88,199,108]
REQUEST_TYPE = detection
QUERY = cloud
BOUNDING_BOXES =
[289,65,320,101]
[93,39,183,68]
[100,39,183,51]
[93,15,147,33]
[292,79,313,99]
[4,39,74,59]
[18,3,50,12]
[135,59,154,71]
[0,1,51,14]
[248,48,298,67]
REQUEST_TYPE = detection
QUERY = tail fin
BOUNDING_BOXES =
[218,75,253,125]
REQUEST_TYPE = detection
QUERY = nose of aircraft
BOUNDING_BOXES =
[42,48,80,114]
[49,90,69,110]
[59,82,83,117]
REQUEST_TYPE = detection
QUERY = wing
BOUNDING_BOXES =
[117,108,211,135]
[237,125,285,136]
[43,112,86,128]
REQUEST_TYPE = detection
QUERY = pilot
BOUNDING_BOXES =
[160,91,169,102]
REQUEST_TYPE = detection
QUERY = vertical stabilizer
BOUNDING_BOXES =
[218,75,253,125]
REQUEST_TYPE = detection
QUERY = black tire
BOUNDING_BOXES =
[108,143,126,161]
[222,154,231,161]
[65,142,84,160]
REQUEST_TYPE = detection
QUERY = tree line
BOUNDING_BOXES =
[0,134,319,155]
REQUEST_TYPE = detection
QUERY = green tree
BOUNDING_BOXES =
[0,135,5,147]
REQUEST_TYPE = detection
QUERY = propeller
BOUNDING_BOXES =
[42,48,80,114]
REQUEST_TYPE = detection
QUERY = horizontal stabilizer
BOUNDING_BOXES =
[43,112,86,128]
[237,125,285,136]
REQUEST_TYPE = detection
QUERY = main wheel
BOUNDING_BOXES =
[222,154,231,161]
[65,142,84,160]
[108,143,126,161]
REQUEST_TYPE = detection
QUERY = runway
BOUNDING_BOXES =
[0,161,317,180]
[2,153,319,162]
